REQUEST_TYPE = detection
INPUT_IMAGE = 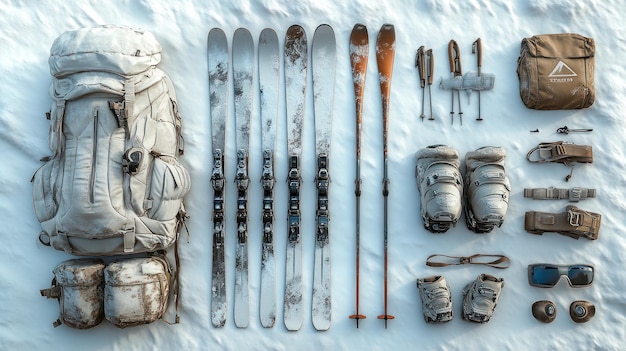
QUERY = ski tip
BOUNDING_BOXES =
[350,24,369,47]
[380,23,394,32]
[315,23,333,32]
[209,27,226,36]
[208,28,227,46]
[233,27,253,42]
[352,23,367,31]
[286,24,306,37]
[259,28,277,40]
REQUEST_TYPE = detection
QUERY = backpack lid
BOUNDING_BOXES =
[523,33,595,59]
[49,25,162,78]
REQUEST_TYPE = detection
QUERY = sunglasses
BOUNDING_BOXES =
[527,264,594,288]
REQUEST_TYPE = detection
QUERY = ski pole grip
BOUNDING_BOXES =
[473,38,482,70]
[447,40,455,73]
[426,49,434,85]
[448,40,462,76]
[416,46,425,87]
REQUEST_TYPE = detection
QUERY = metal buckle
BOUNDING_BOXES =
[569,187,582,202]
[460,256,472,265]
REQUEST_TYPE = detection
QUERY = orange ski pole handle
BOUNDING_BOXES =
[448,39,462,76]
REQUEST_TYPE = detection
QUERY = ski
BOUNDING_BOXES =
[258,28,279,329]
[348,23,368,328]
[375,24,396,329]
[232,28,253,329]
[283,24,307,332]
[311,24,336,332]
[208,28,228,328]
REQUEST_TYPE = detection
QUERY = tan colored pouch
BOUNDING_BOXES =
[517,33,595,110]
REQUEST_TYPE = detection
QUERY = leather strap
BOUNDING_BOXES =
[524,187,596,202]
[526,141,593,165]
[524,205,601,240]
[425,254,510,269]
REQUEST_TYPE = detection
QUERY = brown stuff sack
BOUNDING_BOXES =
[517,33,595,110]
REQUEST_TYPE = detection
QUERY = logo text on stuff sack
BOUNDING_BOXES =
[548,61,577,83]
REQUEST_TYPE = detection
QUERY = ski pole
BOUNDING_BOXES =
[426,49,434,121]
[472,38,483,121]
[415,46,426,122]
[448,40,462,125]
[376,24,396,328]
[349,23,368,328]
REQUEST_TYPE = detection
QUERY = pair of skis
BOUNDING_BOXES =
[207,25,336,331]
[348,24,396,328]
[207,27,253,329]
[283,24,337,332]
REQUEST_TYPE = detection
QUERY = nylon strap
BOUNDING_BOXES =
[526,141,593,165]
[425,254,510,269]
[524,187,596,202]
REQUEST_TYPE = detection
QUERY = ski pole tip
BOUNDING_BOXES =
[377,314,395,328]
[349,314,367,328]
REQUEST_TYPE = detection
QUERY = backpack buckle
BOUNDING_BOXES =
[122,148,143,174]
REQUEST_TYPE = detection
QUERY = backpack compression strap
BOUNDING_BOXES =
[524,205,601,240]
[524,187,596,202]
[526,141,593,165]
[425,254,510,269]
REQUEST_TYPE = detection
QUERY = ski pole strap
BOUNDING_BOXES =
[526,141,593,165]
[425,254,510,269]
[524,187,596,202]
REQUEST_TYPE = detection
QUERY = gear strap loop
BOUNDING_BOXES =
[526,141,593,165]
[426,253,510,269]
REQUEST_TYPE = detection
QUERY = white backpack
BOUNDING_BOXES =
[32,25,190,256]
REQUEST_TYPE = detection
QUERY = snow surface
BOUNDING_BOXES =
[2,0,625,350]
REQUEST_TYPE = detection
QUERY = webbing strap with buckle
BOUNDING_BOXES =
[425,254,511,269]
[524,187,596,202]
[524,205,601,240]
[526,141,593,165]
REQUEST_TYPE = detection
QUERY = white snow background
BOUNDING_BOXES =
[2,0,625,350]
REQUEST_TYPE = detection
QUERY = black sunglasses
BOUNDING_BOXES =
[528,264,594,288]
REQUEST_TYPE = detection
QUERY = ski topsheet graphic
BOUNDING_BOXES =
[208,28,228,328]
[311,24,336,331]
[232,28,254,329]
[348,23,369,328]
[283,24,307,332]
[258,27,279,329]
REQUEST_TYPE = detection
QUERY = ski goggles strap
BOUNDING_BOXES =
[425,254,510,269]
